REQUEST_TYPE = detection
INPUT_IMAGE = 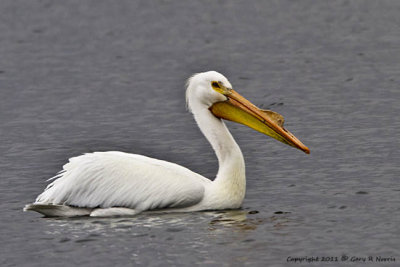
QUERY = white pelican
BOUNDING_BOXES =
[24,71,309,217]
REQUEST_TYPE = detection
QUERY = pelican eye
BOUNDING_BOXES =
[211,80,232,95]
[212,82,220,88]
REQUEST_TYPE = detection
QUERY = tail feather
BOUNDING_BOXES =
[24,203,93,217]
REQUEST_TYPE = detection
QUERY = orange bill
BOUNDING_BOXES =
[210,89,310,154]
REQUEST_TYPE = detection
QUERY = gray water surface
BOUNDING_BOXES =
[1,1,399,266]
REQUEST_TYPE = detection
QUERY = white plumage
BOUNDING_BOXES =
[24,71,309,217]
[37,152,209,210]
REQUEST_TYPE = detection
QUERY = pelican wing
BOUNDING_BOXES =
[35,152,210,210]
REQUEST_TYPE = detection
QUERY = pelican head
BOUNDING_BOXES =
[186,71,232,112]
[186,71,310,154]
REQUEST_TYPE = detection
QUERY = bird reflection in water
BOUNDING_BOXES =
[42,209,295,244]
[207,210,293,232]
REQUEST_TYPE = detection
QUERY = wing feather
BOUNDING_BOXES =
[36,152,210,211]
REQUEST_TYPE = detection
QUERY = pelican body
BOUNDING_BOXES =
[24,71,309,217]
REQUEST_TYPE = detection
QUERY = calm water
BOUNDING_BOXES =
[1,1,399,266]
